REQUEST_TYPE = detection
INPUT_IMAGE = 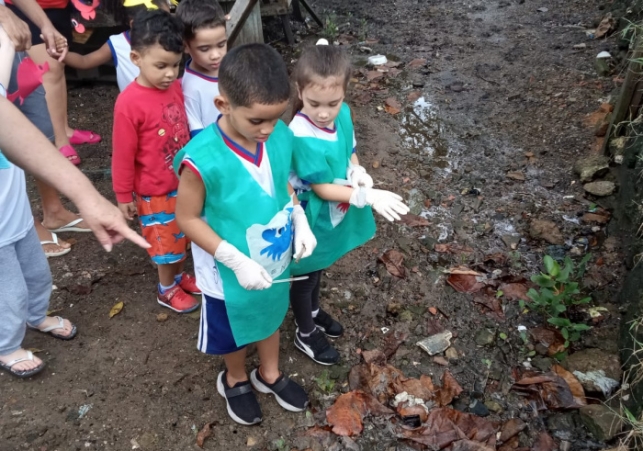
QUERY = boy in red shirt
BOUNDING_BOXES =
[112,9,200,313]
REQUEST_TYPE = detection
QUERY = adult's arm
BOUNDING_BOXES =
[10,0,67,59]
[0,5,30,50]
[0,96,149,251]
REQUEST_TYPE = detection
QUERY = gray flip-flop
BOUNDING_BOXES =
[0,350,46,378]
[28,316,78,341]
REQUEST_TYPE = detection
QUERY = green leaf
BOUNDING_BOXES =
[564,340,570,348]
[548,317,571,327]
[527,350,536,357]
[496,290,504,298]
[558,258,573,282]
[561,328,569,340]
[572,324,592,331]
[544,255,557,276]
[531,274,555,288]
[624,407,637,423]
[499,332,508,340]
[555,303,567,313]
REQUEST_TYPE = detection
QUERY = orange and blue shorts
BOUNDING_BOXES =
[135,190,187,265]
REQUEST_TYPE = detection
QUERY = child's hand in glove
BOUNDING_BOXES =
[214,241,272,290]
[347,162,374,189]
[291,204,316,259]
[349,187,410,222]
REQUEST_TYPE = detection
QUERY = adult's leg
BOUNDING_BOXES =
[0,231,44,372]
[25,43,71,150]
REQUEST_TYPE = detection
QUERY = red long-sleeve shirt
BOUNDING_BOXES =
[112,80,190,203]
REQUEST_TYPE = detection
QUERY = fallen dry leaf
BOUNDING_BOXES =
[394,374,436,401]
[382,330,409,359]
[552,364,586,406]
[365,70,384,81]
[379,249,406,278]
[384,97,402,115]
[433,356,449,366]
[398,407,498,449]
[196,421,215,448]
[447,273,485,293]
[326,391,393,436]
[512,371,584,410]
[397,403,429,425]
[506,171,526,181]
[362,349,387,365]
[352,91,373,106]
[499,418,526,443]
[595,13,615,39]
[446,266,482,276]
[532,431,557,451]
[483,252,508,266]
[407,91,422,102]
[385,60,403,68]
[407,58,427,68]
[529,327,566,356]
[434,243,474,255]
[472,295,504,320]
[399,213,430,227]
[498,283,528,302]
[109,301,124,319]
[434,371,463,406]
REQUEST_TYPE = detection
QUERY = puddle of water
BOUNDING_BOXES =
[399,97,450,169]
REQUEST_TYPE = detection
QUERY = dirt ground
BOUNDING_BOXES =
[1,0,629,450]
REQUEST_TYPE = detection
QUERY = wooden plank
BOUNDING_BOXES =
[226,0,261,46]
[298,0,322,27]
[261,0,291,17]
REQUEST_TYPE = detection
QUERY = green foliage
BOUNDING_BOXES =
[527,255,593,348]
[322,12,339,41]
[314,369,335,393]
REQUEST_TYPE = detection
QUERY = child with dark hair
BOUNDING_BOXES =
[61,0,170,91]
[288,41,409,365]
[176,0,227,137]
[112,10,201,314]
[175,43,317,425]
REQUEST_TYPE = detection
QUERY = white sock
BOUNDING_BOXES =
[299,328,315,338]
[311,309,320,318]
[159,282,177,293]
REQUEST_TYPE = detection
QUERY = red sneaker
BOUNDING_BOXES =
[157,285,200,313]
[178,272,201,295]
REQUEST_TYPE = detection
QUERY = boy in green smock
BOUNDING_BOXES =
[175,44,317,426]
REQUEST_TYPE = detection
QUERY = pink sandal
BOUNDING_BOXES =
[69,129,101,145]
[59,144,81,165]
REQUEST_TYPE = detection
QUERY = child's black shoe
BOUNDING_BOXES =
[313,309,344,338]
[294,327,340,365]
[250,368,309,412]
[217,371,262,425]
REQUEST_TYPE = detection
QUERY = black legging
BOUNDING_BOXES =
[289,270,321,334]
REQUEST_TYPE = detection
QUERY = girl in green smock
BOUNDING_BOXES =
[288,40,410,366]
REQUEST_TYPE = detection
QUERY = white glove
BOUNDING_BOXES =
[347,162,374,189]
[214,241,272,290]
[349,187,410,222]
[291,204,317,259]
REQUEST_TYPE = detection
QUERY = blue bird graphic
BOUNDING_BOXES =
[166,191,178,201]
[140,195,152,203]
[173,231,185,242]
[260,218,293,261]
[139,211,175,227]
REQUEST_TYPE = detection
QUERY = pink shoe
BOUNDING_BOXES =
[59,144,80,165]
[178,272,201,294]
[69,129,101,145]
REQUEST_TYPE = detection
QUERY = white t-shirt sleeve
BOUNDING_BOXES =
[184,94,205,135]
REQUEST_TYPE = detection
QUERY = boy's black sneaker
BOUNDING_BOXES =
[217,371,262,425]
[250,368,309,412]
[294,327,340,365]
[313,309,344,338]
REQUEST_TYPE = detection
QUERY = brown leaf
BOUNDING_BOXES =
[451,441,496,451]
[396,403,428,424]
[595,14,615,39]
[352,91,373,106]
[382,330,409,359]
[433,356,449,366]
[447,274,485,293]
[532,431,557,451]
[552,364,586,406]
[385,60,403,68]
[529,327,566,356]
[407,91,422,102]
[398,407,498,448]
[484,252,508,266]
[379,249,406,278]
[434,243,474,255]
[407,58,427,68]
[581,213,609,224]
[362,349,387,365]
[506,171,526,181]
[512,371,582,410]
[499,418,526,443]
[196,422,215,448]
[399,213,430,227]
[499,283,528,302]
[435,371,463,406]
[384,97,402,115]
[109,301,124,319]
[387,67,402,78]
[326,391,393,436]
[394,374,436,400]
[365,70,384,81]
[446,266,482,276]
[472,295,504,319]
[429,307,438,315]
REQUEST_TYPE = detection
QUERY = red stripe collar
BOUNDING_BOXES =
[296,112,336,133]
[217,119,263,166]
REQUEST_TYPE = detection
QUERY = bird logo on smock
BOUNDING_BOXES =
[260,215,293,261]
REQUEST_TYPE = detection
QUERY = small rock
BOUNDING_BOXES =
[546,412,576,432]
[579,404,623,441]
[445,347,459,360]
[433,356,449,366]
[247,436,258,447]
[583,181,615,197]
[573,155,610,182]
[475,328,496,347]
[469,399,489,416]
[484,400,503,413]
[156,313,168,322]
[573,43,587,49]
[387,302,402,315]
[501,234,521,249]
[416,330,453,356]
[564,348,622,395]
[529,219,564,245]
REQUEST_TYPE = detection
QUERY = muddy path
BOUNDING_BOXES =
[1,0,626,450]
